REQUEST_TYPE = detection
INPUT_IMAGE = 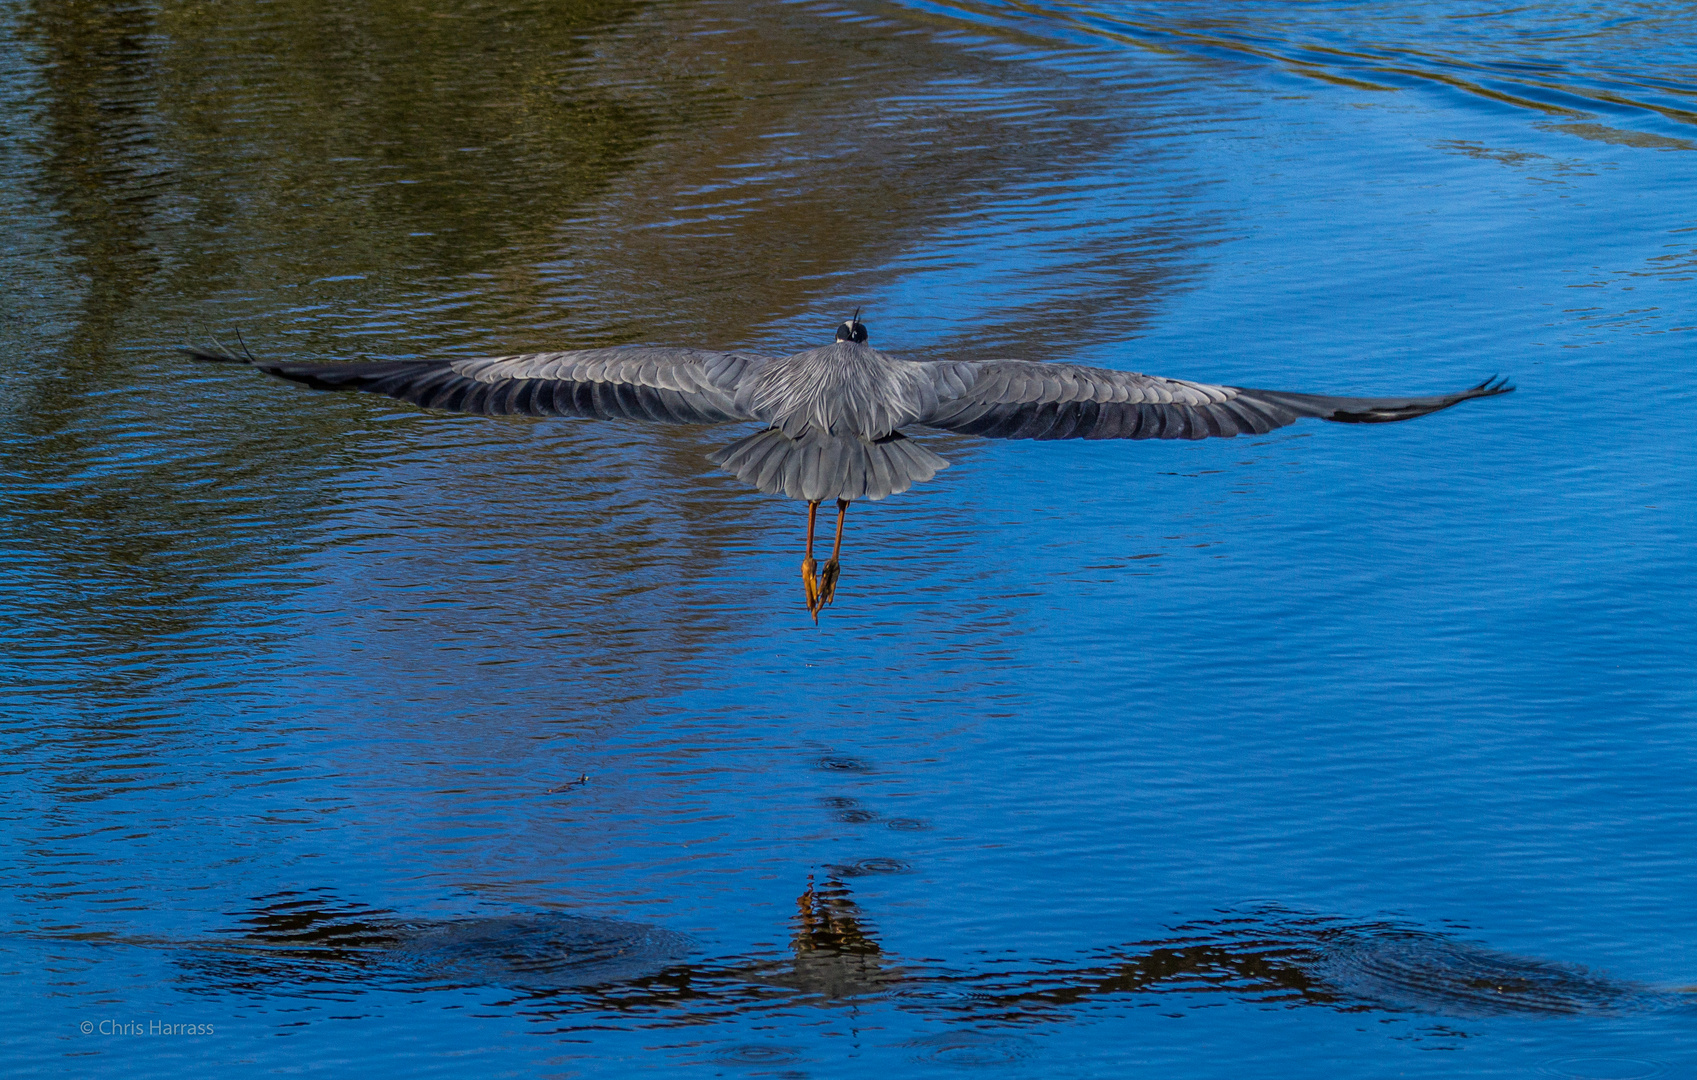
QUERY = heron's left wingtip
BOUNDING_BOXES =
[180,346,252,365]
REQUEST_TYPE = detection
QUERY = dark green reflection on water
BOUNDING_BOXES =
[5,0,662,677]
[19,0,656,299]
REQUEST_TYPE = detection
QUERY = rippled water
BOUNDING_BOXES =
[3,0,1695,1076]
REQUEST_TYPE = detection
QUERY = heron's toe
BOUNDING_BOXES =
[801,556,820,609]
[818,558,841,607]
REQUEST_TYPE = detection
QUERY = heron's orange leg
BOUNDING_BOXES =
[801,500,822,615]
[818,499,848,607]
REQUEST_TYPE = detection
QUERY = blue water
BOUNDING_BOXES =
[3,1,1694,1076]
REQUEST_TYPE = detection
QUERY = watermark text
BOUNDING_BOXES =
[80,1019,215,1036]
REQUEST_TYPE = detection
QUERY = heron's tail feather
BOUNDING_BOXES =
[709,428,949,503]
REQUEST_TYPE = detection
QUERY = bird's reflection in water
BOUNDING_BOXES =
[765,874,894,999]
[929,910,1681,1022]
[167,885,1686,1025]
[175,889,693,994]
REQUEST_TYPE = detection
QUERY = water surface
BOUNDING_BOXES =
[3,0,1695,1076]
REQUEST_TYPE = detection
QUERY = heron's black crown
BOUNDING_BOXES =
[835,318,868,344]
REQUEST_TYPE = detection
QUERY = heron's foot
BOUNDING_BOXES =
[802,556,821,616]
[818,557,841,608]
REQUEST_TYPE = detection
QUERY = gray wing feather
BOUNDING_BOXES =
[184,346,770,424]
[916,360,1511,440]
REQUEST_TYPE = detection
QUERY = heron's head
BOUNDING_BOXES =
[834,310,868,344]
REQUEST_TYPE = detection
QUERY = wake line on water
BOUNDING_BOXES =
[892,0,1697,146]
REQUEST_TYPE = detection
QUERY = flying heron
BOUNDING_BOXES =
[186,314,1511,619]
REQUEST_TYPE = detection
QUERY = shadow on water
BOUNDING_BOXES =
[109,884,1691,1028]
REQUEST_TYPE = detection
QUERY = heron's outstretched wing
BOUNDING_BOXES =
[914,360,1512,440]
[185,346,771,424]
